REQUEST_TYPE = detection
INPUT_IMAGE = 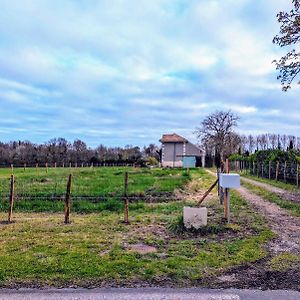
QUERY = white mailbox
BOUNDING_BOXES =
[219,174,240,188]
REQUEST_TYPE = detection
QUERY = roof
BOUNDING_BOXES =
[159,133,188,143]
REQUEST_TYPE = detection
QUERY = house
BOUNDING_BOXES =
[159,133,205,168]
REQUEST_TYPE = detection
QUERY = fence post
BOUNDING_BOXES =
[284,161,287,183]
[10,164,13,174]
[23,163,26,172]
[268,161,271,180]
[224,159,229,221]
[297,163,299,188]
[64,174,72,224]
[124,171,129,224]
[46,163,48,173]
[54,162,57,168]
[8,174,15,223]
[276,161,279,181]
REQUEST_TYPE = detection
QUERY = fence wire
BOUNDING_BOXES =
[0,167,190,203]
[230,160,300,186]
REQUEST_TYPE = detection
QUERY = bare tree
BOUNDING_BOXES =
[248,135,255,153]
[195,110,239,159]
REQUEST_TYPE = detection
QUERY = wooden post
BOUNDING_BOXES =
[297,163,299,187]
[10,164,13,174]
[276,161,279,181]
[23,163,26,172]
[54,162,57,168]
[268,161,271,180]
[64,174,72,224]
[223,159,229,220]
[8,174,15,223]
[284,161,287,183]
[124,171,129,224]
[225,159,229,173]
[81,163,84,168]
[69,162,72,169]
[45,163,48,173]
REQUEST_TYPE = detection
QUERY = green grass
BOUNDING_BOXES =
[0,167,205,212]
[242,181,300,217]
[0,170,274,287]
[269,253,300,272]
[0,166,194,196]
[242,173,298,192]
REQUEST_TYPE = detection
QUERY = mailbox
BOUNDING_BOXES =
[219,174,240,188]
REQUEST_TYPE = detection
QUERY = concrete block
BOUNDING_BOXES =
[219,174,240,188]
[183,207,207,229]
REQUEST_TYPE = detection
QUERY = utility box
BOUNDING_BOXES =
[219,174,240,188]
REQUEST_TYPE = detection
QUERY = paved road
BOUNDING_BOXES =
[0,288,300,300]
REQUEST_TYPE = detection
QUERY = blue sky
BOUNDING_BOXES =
[0,0,298,147]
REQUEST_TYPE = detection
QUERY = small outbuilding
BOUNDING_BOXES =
[159,133,205,168]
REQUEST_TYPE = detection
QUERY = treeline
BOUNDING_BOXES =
[204,133,300,168]
[0,138,160,167]
[204,133,300,157]
[229,134,300,164]
[238,133,300,154]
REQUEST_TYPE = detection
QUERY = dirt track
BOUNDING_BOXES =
[206,170,300,253]
[238,186,300,253]
[241,177,300,204]
[205,169,300,290]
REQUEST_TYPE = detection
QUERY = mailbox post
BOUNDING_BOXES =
[219,174,240,223]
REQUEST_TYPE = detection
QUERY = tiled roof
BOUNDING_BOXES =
[159,133,188,143]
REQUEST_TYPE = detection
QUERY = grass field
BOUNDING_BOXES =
[0,167,191,212]
[0,168,274,287]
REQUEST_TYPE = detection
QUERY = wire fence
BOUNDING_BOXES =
[230,160,300,186]
[0,167,190,203]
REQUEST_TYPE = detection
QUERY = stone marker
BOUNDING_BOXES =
[183,207,207,229]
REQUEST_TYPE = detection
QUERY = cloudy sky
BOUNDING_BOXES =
[0,0,298,147]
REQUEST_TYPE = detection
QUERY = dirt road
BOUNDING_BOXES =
[241,177,300,204]
[206,169,300,253]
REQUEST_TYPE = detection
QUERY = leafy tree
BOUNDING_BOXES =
[273,0,300,90]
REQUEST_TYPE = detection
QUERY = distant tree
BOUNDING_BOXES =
[248,134,255,153]
[289,140,294,150]
[195,110,239,160]
[273,0,300,90]
[143,143,159,160]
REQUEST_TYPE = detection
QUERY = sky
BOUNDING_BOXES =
[0,0,298,148]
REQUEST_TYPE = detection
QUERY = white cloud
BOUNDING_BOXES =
[0,0,299,146]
